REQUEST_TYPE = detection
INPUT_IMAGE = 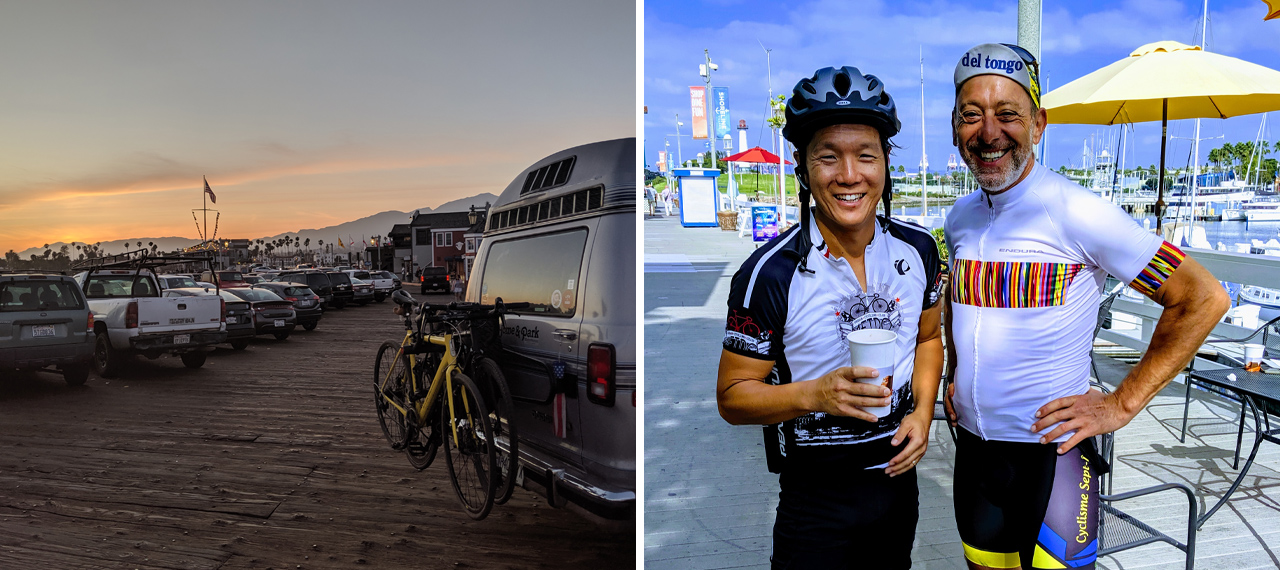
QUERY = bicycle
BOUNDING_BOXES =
[372,289,523,519]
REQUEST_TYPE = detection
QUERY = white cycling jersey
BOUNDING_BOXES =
[944,163,1185,443]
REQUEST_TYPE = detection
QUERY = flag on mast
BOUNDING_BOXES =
[338,236,345,249]
[203,176,216,204]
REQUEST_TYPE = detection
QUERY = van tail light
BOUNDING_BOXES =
[285,296,298,302]
[586,343,616,407]
[220,298,227,323]
[125,301,138,329]
[87,312,95,332]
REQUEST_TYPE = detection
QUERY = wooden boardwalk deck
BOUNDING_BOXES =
[0,295,631,569]
[644,214,1280,569]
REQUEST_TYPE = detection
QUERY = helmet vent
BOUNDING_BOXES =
[833,72,852,98]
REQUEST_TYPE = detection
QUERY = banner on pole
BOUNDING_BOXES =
[712,87,731,139]
[690,86,708,139]
[752,206,780,242]
[658,151,667,173]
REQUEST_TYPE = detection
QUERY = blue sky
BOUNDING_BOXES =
[644,0,1280,175]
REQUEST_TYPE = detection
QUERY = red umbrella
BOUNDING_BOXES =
[723,146,792,164]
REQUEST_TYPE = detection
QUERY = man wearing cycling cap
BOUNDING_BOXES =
[943,42,1229,570]
[716,66,945,569]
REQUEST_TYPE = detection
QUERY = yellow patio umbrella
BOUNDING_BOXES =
[1042,41,1280,230]
[1265,0,1280,20]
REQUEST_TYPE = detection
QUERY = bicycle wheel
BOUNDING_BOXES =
[474,357,519,505]
[440,370,497,520]
[405,352,442,470]
[373,341,409,450]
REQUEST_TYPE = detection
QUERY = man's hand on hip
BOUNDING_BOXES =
[1031,389,1131,454]
[886,409,931,477]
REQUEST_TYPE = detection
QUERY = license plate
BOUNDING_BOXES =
[32,325,55,338]
[174,334,190,345]
[226,316,237,324]
[274,319,285,328]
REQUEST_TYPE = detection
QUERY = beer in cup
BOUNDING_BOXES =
[1244,343,1264,373]
[846,328,897,418]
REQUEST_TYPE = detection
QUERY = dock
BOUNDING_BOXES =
[0,297,631,569]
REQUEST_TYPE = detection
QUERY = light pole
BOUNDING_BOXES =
[675,113,684,165]
[699,49,718,171]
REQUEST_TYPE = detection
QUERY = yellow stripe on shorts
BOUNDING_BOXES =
[1032,545,1069,568]
[962,542,1020,568]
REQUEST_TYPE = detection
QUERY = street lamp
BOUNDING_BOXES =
[699,50,718,171]
[675,113,684,165]
[468,204,478,226]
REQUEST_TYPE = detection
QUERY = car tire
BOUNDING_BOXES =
[94,332,125,378]
[303,322,318,331]
[274,332,290,341]
[180,351,207,369]
[62,363,90,387]
[230,339,249,350]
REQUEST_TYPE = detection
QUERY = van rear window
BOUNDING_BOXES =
[480,229,586,317]
[0,281,85,312]
[84,276,157,298]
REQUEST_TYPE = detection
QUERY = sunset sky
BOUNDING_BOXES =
[0,1,635,253]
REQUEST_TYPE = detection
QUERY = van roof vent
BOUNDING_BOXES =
[520,156,576,196]
[488,186,604,232]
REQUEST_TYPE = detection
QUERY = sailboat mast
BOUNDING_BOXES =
[1190,0,1209,235]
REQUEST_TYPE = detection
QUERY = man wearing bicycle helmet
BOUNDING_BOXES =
[716,66,945,569]
[943,43,1229,570]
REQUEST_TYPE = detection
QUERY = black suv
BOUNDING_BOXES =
[275,271,336,308]
[419,266,449,294]
[323,271,355,308]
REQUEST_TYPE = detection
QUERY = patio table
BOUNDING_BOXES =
[1185,367,1280,527]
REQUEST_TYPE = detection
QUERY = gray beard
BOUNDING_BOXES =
[967,144,1030,193]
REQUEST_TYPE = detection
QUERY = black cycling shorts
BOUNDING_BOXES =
[954,427,1102,569]
[771,466,919,570]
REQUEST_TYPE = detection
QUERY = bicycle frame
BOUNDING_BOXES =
[378,324,475,448]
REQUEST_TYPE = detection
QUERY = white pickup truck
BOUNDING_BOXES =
[74,265,226,377]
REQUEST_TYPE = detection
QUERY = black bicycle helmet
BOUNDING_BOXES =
[783,66,901,271]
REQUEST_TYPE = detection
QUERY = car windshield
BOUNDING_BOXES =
[352,271,370,280]
[228,288,284,302]
[163,276,199,288]
[0,280,84,311]
[84,275,157,298]
[218,291,246,303]
[284,286,313,297]
[218,272,244,281]
[327,273,351,284]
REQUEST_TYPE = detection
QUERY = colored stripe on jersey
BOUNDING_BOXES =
[951,259,1084,308]
[1129,241,1185,297]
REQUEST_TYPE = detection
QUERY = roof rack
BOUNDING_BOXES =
[71,250,215,271]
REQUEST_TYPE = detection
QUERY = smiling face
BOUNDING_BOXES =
[952,75,1047,193]
[797,123,887,235]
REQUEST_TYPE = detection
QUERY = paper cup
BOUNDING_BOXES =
[1244,343,1265,372]
[846,329,897,418]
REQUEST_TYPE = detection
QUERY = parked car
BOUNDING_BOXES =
[467,137,635,520]
[222,287,296,340]
[199,270,249,289]
[345,270,393,302]
[350,277,375,305]
[156,274,201,290]
[375,270,402,290]
[163,287,253,350]
[419,266,449,294]
[0,272,94,385]
[74,255,226,377]
[274,270,335,309]
[323,271,355,308]
[252,283,322,331]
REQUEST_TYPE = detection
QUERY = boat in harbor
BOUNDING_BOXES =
[1243,196,1280,221]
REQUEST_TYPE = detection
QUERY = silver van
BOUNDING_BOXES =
[467,137,635,520]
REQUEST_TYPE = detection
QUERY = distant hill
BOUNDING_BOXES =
[9,193,498,259]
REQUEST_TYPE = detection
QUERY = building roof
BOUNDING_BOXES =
[409,210,473,230]
[388,224,411,236]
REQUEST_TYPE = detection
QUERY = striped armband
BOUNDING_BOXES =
[1129,241,1185,297]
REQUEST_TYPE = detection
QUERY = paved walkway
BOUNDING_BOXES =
[644,213,1280,569]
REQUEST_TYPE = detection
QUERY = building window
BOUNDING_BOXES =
[465,238,476,253]
[415,228,429,245]
[435,232,452,247]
